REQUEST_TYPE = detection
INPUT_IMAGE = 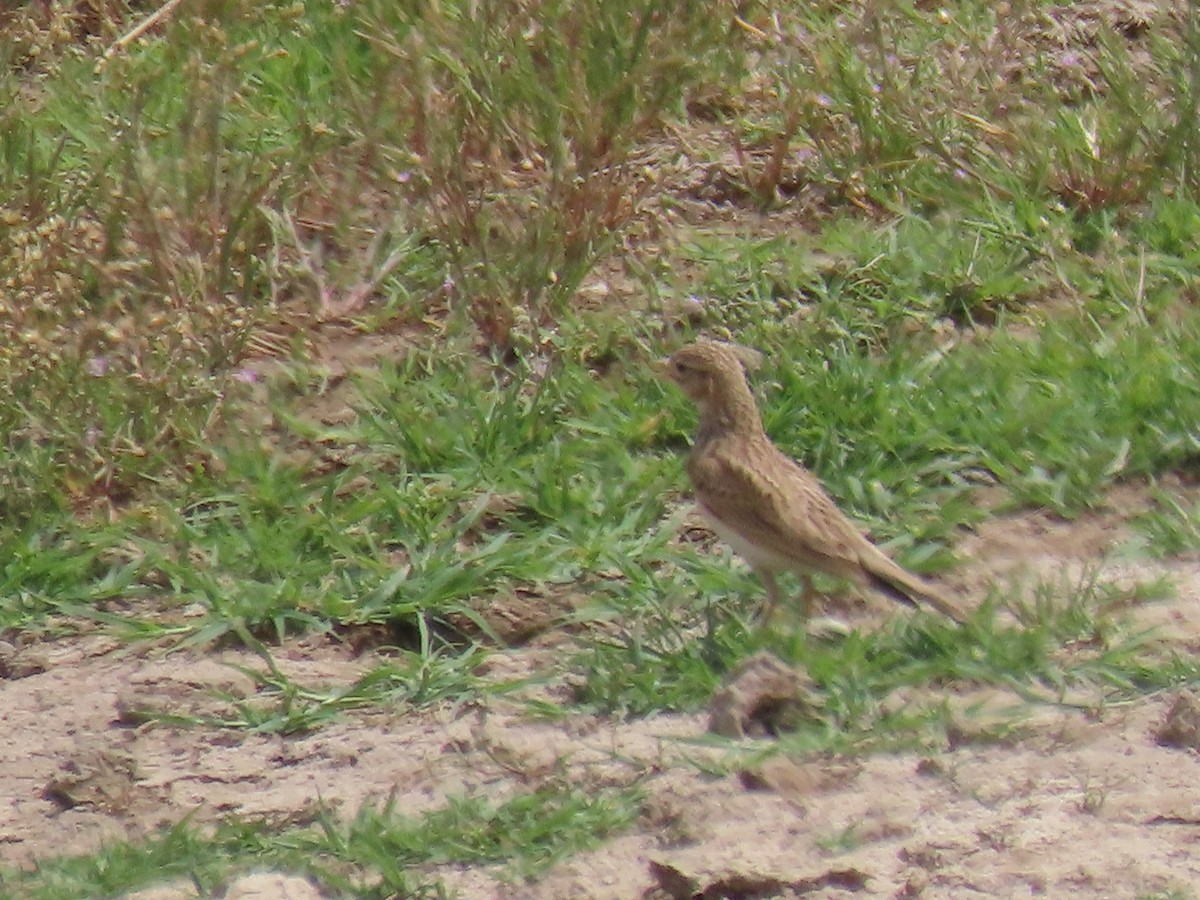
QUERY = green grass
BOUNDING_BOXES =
[1,782,644,898]
[1132,484,1200,557]
[571,564,1192,726]
[1139,890,1198,900]
[6,0,1200,893]
[123,641,495,735]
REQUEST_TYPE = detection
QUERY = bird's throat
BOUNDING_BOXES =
[695,392,764,446]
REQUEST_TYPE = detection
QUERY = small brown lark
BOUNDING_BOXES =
[660,340,968,625]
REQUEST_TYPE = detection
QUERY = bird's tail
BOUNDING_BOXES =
[867,566,970,625]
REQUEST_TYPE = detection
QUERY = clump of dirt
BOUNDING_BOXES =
[1155,690,1200,751]
[707,650,820,738]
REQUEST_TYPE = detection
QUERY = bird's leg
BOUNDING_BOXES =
[756,571,817,628]
[801,574,853,637]
[757,569,783,625]
[798,573,815,620]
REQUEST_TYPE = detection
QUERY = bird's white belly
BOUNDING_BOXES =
[699,504,795,573]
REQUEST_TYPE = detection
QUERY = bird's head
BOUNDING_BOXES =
[658,340,763,411]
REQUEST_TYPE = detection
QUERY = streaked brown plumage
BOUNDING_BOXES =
[660,340,968,625]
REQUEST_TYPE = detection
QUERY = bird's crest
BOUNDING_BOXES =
[706,339,764,372]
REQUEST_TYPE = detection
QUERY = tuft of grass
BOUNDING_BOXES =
[0,519,141,631]
[742,310,1200,521]
[815,823,865,855]
[342,0,740,350]
[0,782,644,898]
[569,563,1193,752]
[1138,890,1197,900]
[1132,485,1200,558]
[132,647,492,736]
[720,1,1200,215]
[31,336,678,648]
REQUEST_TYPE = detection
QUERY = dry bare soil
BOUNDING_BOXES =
[4,485,1200,899]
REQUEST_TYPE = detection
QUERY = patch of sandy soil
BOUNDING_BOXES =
[3,484,1200,898]
[514,692,1200,899]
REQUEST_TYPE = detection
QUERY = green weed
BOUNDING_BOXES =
[1132,485,1200,558]
[0,783,644,898]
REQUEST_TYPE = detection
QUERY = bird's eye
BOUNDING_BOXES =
[673,360,689,373]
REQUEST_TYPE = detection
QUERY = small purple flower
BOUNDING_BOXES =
[233,367,259,384]
[86,357,108,376]
[1059,51,1082,68]
[815,93,833,108]
[871,83,882,94]
[396,170,412,184]
[953,167,970,181]
[442,275,456,293]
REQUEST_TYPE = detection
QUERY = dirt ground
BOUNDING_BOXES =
[3,485,1200,899]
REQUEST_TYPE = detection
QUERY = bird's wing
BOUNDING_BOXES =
[689,443,868,579]
[690,440,971,623]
